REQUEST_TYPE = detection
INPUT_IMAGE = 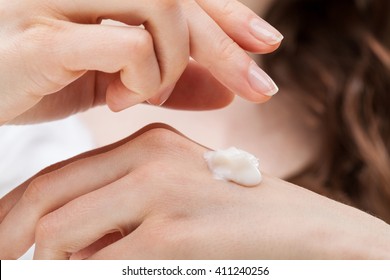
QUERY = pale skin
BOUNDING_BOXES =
[78,0,323,180]
[1,0,390,260]
[1,124,390,259]
[0,0,282,125]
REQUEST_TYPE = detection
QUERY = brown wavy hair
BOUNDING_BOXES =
[262,0,390,221]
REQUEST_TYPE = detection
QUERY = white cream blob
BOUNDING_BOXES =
[204,147,262,187]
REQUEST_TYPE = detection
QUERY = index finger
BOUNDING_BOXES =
[196,0,283,53]
[186,2,278,101]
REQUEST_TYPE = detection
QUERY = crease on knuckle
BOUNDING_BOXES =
[22,17,63,52]
[22,20,75,91]
[22,174,54,206]
[35,214,59,246]
[217,36,241,62]
[131,30,153,57]
[140,127,182,149]
[142,127,196,158]
[221,0,236,17]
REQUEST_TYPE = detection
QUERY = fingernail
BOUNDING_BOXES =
[147,84,175,106]
[248,62,278,96]
[113,91,145,111]
[250,18,284,45]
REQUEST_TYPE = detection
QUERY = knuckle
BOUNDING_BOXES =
[35,214,59,245]
[140,127,192,153]
[22,174,53,205]
[217,36,241,62]
[22,18,62,54]
[128,162,171,193]
[221,0,236,17]
[22,20,74,91]
[131,30,154,56]
[141,127,180,147]
[126,161,184,206]
[128,166,151,185]
[0,200,7,223]
[23,23,51,47]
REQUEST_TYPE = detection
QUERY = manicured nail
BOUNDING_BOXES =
[248,62,278,96]
[156,85,174,106]
[147,84,175,106]
[250,18,284,45]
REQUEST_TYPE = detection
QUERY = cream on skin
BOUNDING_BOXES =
[204,147,262,187]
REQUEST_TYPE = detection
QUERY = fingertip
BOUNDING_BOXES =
[106,79,144,112]
[146,84,176,106]
[249,17,284,46]
[196,0,283,54]
[250,95,272,104]
[248,41,282,55]
[229,17,283,54]
[245,61,279,101]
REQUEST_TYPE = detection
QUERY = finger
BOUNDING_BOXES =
[196,0,283,53]
[0,129,127,224]
[0,123,182,222]
[146,84,176,106]
[162,60,234,110]
[54,22,161,111]
[186,3,278,102]
[10,62,234,124]
[0,151,128,259]
[52,0,276,101]
[99,60,235,110]
[0,185,26,224]
[50,0,189,108]
[33,174,149,260]
[0,128,160,259]
[0,123,181,259]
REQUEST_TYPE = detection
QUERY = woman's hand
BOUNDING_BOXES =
[1,124,390,260]
[0,0,282,124]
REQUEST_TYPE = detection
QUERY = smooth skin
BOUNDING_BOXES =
[1,124,390,260]
[0,0,282,125]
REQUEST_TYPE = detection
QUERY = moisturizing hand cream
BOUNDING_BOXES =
[204,147,262,187]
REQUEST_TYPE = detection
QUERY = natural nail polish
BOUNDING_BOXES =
[248,62,279,97]
[250,18,284,45]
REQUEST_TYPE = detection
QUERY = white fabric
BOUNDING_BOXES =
[0,116,95,259]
